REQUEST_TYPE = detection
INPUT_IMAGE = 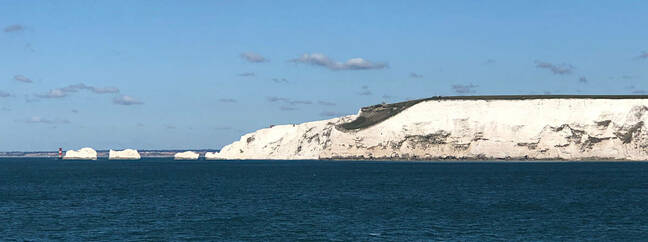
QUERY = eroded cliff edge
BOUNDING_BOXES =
[215,96,648,160]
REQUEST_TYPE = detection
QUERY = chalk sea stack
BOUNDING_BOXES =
[108,149,141,160]
[174,151,200,160]
[215,95,648,161]
[63,147,98,160]
[204,152,222,160]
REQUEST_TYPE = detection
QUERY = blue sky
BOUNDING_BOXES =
[1,0,647,151]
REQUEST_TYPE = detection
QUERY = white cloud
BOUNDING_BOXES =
[219,98,237,103]
[637,51,648,60]
[21,116,70,124]
[35,83,120,99]
[238,72,255,77]
[66,83,120,94]
[291,53,388,71]
[240,52,268,63]
[14,75,32,83]
[452,84,478,94]
[113,95,143,105]
[36,89,67,98]
[4,24,24,33]
[317,101,336,106]
[534,61,574,75]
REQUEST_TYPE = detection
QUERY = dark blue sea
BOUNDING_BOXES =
[1,159,648,241]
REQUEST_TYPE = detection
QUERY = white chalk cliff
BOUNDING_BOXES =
[63,147,97,160]
[216,96,648,160]
[174,151,200,160]
[109,149,141,160]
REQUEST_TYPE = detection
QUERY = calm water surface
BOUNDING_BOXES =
[1,158,647,240]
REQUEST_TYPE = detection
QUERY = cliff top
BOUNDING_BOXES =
[337,95,648,131]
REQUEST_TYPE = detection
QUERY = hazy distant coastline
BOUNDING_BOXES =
[0,149,220,158]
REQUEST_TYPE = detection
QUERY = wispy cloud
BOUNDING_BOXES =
[241,52,268,63]
[357,85,372,96]
[578,76,588,83]
[113,95,143,105]
[36,83,119,99]
[291,53,387,71]
[0,91,11,98]
[610,75,637,80]
[266,96,312,105]
[409,72,423,78]
[36,89,67,98]
[319,111,348,117]
[452,84,478,94]
[317,100,336,106]
[20,116,70,124]
[267,97,312,111]
[238,72,255,77]
[483,59,496,65]
[218,98,237,103]
[382,95,397,100]
[4,24,24,33]
[289,100,312,105]
[24,95,39,103]
[272,78,289,83]
[266,96,290,103]
[534,60,574,75]
[87,86,120,94]
[14,75,32,83]
[62,83,120,94]
[280,106,298,111]
[622,75,636,80]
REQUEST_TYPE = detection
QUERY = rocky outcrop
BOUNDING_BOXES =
[108,149,141,160]
[216,96,648,160]
[174,151,199,160]
[63,147,97,160]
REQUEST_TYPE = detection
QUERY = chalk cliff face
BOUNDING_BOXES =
[64,147,97,160]
[215,97,648,161]
[174,151,199,160]
[109,149,141,160]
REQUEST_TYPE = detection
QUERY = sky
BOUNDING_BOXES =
[1,0,647,151]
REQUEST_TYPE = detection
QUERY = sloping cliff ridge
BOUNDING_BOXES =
[214,96,648,160]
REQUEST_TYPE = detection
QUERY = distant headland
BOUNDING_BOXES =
[0,149,220,159]
[210,95,648,161]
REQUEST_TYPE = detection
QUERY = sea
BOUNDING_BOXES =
[1,158,647,241]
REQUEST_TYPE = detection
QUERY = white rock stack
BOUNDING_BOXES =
[204,152,223,160]
[108,149,141,160]
[214,96,648,161]
[174,151,200,160]
[63,147,98,160]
